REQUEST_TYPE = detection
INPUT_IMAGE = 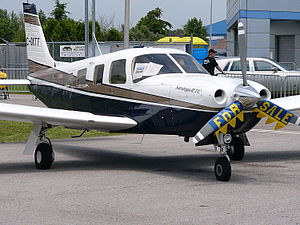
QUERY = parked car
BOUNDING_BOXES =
[217,57,299,75]
[216,57,300,98]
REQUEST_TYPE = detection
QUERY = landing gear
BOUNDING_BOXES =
[34,142,54,169]
[212,134,246,181]
[24,124,55,169]
[214,156,231,181]
[227,137,245,161]
[213,133,233,181]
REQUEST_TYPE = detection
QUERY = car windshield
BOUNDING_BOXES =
[170,54,208,74]
[132,54,182,83]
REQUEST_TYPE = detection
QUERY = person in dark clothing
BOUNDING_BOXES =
[203,49,224,75]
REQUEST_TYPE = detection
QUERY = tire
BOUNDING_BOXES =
[214,157,231,181]
[34,143,54,169]
[228,137,245,161]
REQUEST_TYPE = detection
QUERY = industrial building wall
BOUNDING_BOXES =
[226,0,300,67]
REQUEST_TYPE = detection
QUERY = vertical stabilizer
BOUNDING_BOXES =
[23,3,55,73]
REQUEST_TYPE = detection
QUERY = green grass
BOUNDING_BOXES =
[0,120,122,143]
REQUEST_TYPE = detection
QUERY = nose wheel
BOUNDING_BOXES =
[213,133,235,181]
[214,156,231,181]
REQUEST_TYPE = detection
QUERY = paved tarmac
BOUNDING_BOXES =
[1,95,300,225]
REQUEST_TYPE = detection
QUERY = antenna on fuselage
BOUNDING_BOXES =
[238,22,248,86]
[92,32,102,56]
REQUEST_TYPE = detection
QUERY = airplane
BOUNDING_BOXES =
[1,2,300,181]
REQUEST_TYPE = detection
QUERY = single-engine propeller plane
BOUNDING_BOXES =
[1,3,300,181]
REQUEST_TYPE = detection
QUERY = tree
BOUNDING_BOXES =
[184,17,208,40]
[89,21,105,41]
[130,7,172,41]
[167,29,184,37]
[136,8,172,36]
[105,28,123,41]
[50,0,69,21]
[0,9,24,42]
[130,25,162,41]
[98,15,116,31]
[38,10,48,25]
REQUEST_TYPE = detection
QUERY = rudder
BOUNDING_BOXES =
[23,3,55,73]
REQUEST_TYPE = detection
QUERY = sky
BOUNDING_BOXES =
[0,0,226,29]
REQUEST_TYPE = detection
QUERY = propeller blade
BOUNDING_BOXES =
[193,101,244,143]
[253,100,300,129]
[238,21,248,86]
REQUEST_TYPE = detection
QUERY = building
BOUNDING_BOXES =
[227,0,300,67]
[205,20,227,56]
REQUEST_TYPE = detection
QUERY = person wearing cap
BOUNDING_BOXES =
[203,49,224,75]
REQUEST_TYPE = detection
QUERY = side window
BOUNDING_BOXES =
[254,61,278,71]
[230,61,250,71]
[110,59,126,84]
[94,64,104,84]
[77,68,87,86]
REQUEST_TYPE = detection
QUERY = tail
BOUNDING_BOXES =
[23,3,55,73]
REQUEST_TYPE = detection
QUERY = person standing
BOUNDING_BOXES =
[0,69,9,99]
[203,49,224,75]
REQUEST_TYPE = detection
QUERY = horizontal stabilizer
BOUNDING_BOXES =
[0,79,31,85]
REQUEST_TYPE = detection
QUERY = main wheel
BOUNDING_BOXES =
[34,143,54,169]
[228,137,245,161]
[214,156,231,181]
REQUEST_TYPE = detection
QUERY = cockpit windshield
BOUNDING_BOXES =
[132,54,182,83]
[170,54,208,74]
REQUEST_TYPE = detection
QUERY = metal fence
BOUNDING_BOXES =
[0,43,29,93]
[220,73,300,99]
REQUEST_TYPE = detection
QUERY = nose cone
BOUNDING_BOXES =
[233,85,261,109]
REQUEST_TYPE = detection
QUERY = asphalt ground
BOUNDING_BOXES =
[0,95,300,225]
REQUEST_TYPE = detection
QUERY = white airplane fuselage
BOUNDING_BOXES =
[27,48,270,141]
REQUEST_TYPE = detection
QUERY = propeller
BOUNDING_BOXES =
[192,21,300,144]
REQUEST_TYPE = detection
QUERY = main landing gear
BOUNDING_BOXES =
[24,124,55,170]
[227,136,245,161]
[34,126,55,169]
[213,134,245,181]
[34,141,54,169]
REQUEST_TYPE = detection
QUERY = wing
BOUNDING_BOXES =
[271,95,300,111]
[0,103,137,131]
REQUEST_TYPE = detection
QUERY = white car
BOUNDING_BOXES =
[216,57,300,98]
[217,57,299,75]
